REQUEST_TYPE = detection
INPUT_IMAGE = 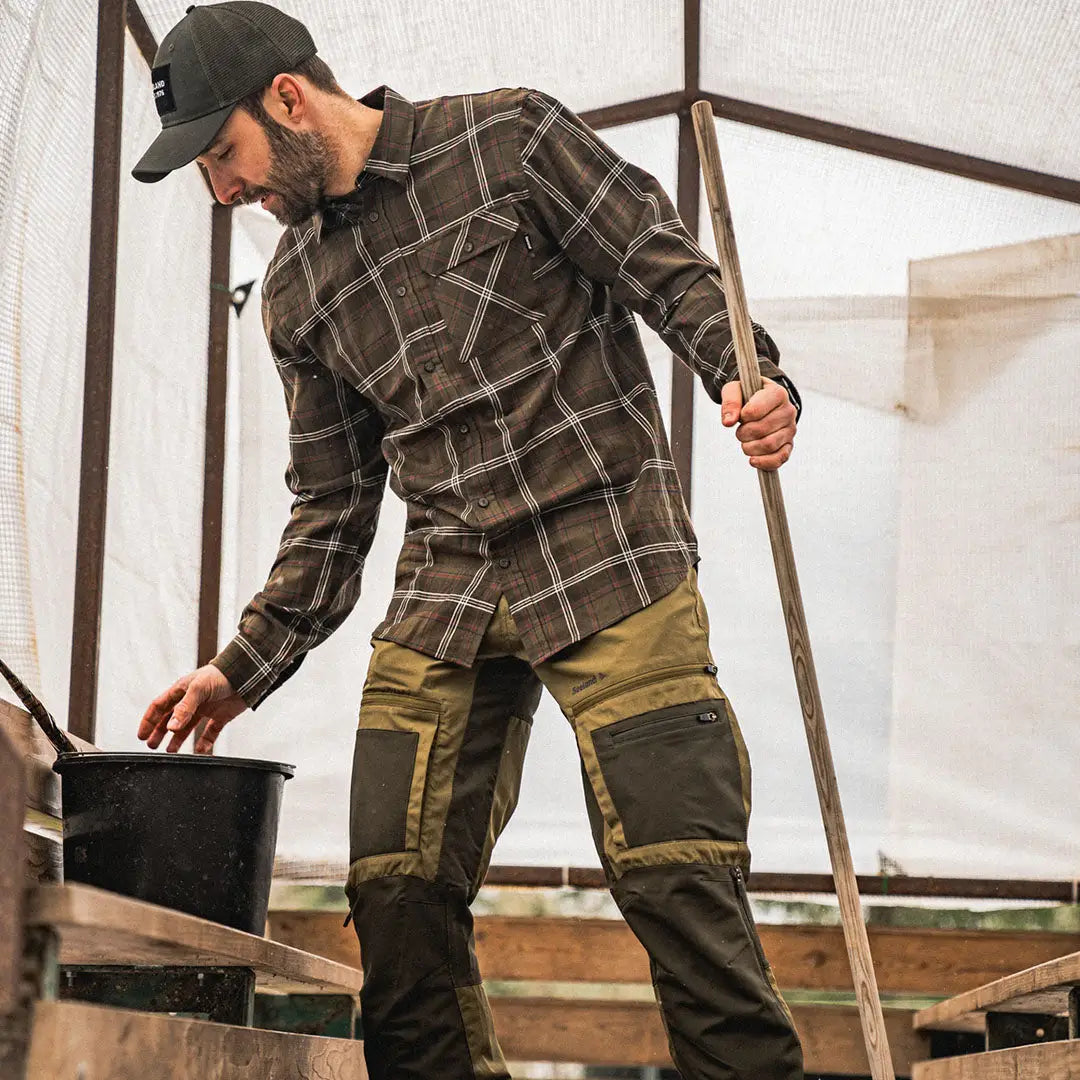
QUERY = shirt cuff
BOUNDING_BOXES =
[210,635,286,711]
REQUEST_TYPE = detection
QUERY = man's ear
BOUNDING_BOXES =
[268,73,306,123]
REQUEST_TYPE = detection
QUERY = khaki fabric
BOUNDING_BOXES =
[346,570,802,1079]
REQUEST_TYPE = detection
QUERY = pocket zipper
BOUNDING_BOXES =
[608,707,721,747]
[572,662,719,715]
[731,866,772,978]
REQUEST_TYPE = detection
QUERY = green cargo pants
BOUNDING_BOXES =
[346,570,804,1079]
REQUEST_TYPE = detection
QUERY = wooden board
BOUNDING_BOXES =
[28,884,363,994]
[914,950,1080,1032]
[492,997,927,1075]
[0,699,97,817]
[0,727,25,1013]
[268,910,1080,997]
[25,999,368,1079]
[911,1039,1080,1079]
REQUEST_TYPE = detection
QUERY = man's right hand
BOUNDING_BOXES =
[138,664,248,755]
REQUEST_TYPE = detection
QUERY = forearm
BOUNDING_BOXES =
[212,478,385,708]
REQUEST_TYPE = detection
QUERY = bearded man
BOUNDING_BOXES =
[135,4,804,1078]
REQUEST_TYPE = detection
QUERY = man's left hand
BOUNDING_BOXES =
[721,377,797,471]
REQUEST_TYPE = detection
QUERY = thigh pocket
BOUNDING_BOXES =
[350,692,440,860]
[592,698,749,848]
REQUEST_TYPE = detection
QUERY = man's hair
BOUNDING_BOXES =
[237,54,347,126]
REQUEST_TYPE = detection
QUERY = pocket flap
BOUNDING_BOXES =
[417,211,520,275]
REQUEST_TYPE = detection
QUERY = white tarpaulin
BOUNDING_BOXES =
[1,0,1078,879]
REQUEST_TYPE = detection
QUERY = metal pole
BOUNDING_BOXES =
[68,0,127,742]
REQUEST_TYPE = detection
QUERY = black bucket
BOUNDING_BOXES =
[53,752,294,933]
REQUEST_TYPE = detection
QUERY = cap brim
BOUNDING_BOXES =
[132,104,235,183]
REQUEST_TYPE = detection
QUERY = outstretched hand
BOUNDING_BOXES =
[721,378,797,471]
[138,664,248,754]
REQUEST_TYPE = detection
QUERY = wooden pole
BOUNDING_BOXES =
[68,0,127,742]
[690,99,895,1080]
[197,203,233,670]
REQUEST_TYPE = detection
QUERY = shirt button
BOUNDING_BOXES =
[424,360,437,373]
[463,241,474,253]
[458,423,469,434]
[498,558,511,569]
[396,285,408,297]
[368,211,379,222]
[477,497,490,508]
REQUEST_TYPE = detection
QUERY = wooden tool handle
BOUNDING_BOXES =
[691,100,895,1080]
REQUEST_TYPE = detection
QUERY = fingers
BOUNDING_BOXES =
[163,684,206,754]
[720,380,743,426]
[194,718,227,756]
[138,679,189,750]
[727,378,798,471]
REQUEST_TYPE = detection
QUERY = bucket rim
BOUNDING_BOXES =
[53,752,295,778]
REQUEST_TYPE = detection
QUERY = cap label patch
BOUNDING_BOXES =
[151,65,176,116]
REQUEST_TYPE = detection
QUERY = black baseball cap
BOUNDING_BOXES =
[132,2,316,183]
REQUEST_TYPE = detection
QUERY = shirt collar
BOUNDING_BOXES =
[311,86,415,242]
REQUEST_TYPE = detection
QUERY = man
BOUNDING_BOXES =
[135,4,804,1077]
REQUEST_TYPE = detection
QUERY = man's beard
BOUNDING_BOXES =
[245,121,337,227]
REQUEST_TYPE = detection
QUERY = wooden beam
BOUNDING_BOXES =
[579,92,685,132]
[68,0,127,743]
[668,0,701,508]
[915,951,1080,1033]
[491,997,926,1074]
[702,91,1080,205]
[266,910,1080,999]
[24,999,369,1080]
[911,1040,1080,1080]
[28,884,363,995]
[197,204,233,668]
[0,729,25,1014]
[480,863,1080,902]
[125,0,157,69]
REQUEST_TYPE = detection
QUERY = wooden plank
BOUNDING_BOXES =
[0,728,25,1013]
[915,951,1080,1033]
[912,1040,1080,1080]
[269,911,1080,998]
[0,699,97,818]
[25,999,368,1080]
[493,998,926,1074]
[579,91,685,132]
[28,884,363,995]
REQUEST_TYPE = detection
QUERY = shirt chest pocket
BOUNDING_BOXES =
[416,210,544,360]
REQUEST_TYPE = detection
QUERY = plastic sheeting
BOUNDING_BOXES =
[2,1,1078,878]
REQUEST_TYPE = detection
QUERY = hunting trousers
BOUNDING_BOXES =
[345,570,804,1079]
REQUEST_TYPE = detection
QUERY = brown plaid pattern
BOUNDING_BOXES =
[212,86,796,707]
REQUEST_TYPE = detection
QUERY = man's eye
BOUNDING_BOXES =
[218,146,233,161]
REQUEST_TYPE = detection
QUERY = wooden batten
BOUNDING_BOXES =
[24,1000,369,1080]
[493,997,926,1073]
[267,910,1080,999]
[27,884,363,996]
[912,1040,1080,1079]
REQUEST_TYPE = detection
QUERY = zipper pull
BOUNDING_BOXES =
[704,664,718,676]
[697,711,719,724]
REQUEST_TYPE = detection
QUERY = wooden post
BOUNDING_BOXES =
[197,203,233,670]
[68,0,127,742]
[669,0,701,509]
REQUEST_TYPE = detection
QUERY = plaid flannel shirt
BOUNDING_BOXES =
[212,86,798,707]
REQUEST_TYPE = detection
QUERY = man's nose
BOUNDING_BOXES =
[207,167,242,206]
